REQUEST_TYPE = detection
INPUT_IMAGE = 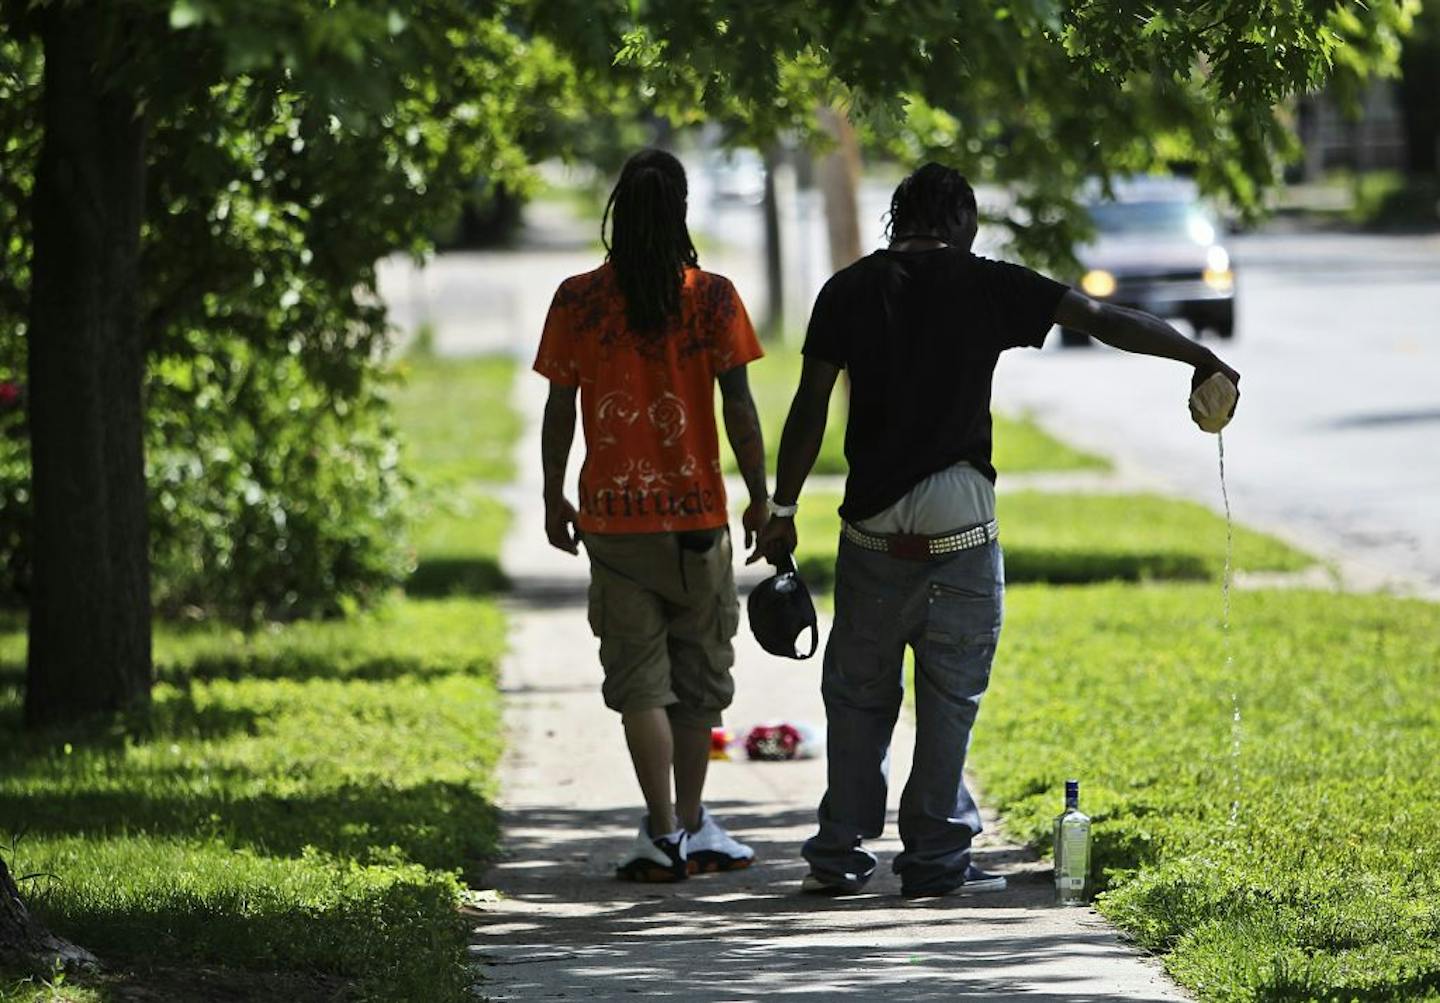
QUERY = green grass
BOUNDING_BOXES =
[729,343,849,475]
[993,413,1108,474]
[996,492,1312,584]
[0,597,504,1000]
[1,353,520,1001]
[396,353,516,598]
[790,491,1312,592]
[392,354,521,486]
[407,486,511,598]
[728,343,1107,477]
[974,584,1440,1002]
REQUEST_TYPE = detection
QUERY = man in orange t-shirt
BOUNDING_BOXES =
[535,149,771,882]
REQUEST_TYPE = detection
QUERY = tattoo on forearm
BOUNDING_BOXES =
[724,396,767,500]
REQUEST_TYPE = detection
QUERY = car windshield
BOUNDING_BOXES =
[1088,201,1217,244]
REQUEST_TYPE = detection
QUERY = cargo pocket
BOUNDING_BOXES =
[590,579,667,713]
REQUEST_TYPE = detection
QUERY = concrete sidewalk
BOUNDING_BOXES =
[468,370,1190,1001]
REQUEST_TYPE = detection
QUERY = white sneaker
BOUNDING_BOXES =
[685,807,756,874]
[616,820,688,883]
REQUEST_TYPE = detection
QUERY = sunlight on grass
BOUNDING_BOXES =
[392,354,521,485]
[993,413,1108,473]
[0,596,504,999]
[976,584,1440,1001]
[1,353,519,1000]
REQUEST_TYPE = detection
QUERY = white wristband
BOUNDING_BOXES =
[767,498,798,518]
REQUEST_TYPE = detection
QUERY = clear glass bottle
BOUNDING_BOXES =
[1053,778,1091,906]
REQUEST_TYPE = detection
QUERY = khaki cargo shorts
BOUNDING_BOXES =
[583,527,740,728]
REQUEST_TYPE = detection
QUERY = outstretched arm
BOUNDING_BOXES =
[717,365,769,550]
[1054,290,1240,394]
[541,382,581,555]
[748,356,841,565]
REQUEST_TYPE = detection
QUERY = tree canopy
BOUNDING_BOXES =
[0,0,1413,723]
[562,0,1412,263]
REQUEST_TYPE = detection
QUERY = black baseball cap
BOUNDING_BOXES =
[746,555,818,660]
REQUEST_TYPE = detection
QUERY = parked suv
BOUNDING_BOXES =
[1061,180,1236,347]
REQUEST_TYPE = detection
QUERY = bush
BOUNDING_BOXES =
[147,340,411,623]
[0,340,411,624]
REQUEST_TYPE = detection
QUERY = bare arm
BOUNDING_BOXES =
[717,365,767,505]
[718,365,771,550]
[540,382,581,554]
[1054,290,1240,391]
[749,355,841,564]
[774,356,841,505]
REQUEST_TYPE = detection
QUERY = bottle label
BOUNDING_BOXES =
[1060,826,1089,885]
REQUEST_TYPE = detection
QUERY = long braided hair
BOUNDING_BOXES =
[602,149,699,335]
[885,162,977,244]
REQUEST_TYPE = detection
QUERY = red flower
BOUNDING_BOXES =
[745,723,802,761]
[0,381,20,409]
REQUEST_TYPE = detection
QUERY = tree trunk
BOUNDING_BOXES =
[0,854,98,973]
[24,5,152,726]
[816,106,863,272]
[1396,9,1440,177]
[760,146,784,340]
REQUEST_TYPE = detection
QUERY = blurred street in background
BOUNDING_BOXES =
[379,184,1440,597]
[996,229,1440,597]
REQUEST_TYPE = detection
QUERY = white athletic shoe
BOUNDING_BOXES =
[685,807,756,874]
[615,821,688,883]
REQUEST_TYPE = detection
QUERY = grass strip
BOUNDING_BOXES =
[2,354,519,1001]
[974,583,1440,1002]
[392,354,521,486]
[0,593,505,1000]
[790,491,1312,592]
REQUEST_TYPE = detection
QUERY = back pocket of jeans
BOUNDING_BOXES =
[926,582,1000,646]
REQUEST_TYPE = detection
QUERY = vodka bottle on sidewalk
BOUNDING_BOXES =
[1053,779,1091,906]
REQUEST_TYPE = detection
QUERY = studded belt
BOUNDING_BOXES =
[841,519,999,561]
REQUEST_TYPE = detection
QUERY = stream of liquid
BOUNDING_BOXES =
[1219,430,1241,827]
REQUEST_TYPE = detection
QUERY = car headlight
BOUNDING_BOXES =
[1203,269,1234,291]
[1081,269,1116,298]
[1203,246,1233,291]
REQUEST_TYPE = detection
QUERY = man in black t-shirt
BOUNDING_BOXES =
[749,163,1239,899]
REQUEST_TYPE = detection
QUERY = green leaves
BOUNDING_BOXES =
[583,0,1411,264]
[0,0,1417,625]
[168,0,205,30]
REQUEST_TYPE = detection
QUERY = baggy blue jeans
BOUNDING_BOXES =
[801,534,1004,894]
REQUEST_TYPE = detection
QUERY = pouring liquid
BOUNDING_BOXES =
[1218,431,1241,826]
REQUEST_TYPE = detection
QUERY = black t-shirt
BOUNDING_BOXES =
[802,247,1068,522]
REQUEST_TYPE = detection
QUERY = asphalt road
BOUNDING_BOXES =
[686,176,1440,594]
[990,230,1440,596]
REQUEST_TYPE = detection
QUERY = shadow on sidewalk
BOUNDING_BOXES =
[472,801,1172,1002]
[503,575,589,610]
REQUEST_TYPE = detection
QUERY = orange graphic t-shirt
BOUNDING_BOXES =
[533,264,763,535]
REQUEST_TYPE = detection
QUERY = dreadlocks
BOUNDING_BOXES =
[885,162,978,246]
[603,149,699,335]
